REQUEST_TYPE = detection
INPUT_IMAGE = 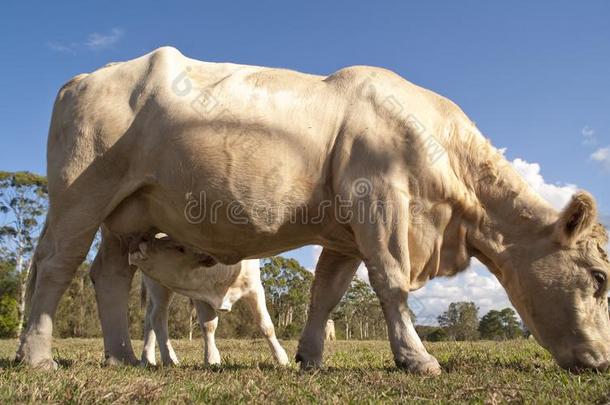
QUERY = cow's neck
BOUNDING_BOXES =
[448,131,558,281]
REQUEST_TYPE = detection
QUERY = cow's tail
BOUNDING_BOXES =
[140,277,147,310]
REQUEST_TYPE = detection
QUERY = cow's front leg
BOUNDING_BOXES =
[367,264,440,375]
[90,228,138,366]
[355,187,441,375]
[193,300,221,365]
[296,248,360,369]
[244,286,289,366]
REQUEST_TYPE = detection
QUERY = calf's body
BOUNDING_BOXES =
[130,240,288,366]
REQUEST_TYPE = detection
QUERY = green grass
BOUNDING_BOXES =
[1,338,609,403]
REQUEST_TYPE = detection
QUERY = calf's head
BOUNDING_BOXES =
[128,234,217,273]
[501,192,610,371]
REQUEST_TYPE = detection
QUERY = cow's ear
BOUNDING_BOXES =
[554,191,597,246]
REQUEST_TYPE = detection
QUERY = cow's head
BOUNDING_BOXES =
[128,234,217,271]
[500,192,610,371]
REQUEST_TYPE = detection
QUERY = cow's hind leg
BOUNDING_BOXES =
[193,301,221,365]
[296,248,360,369]
[15,213,99,369]
[90,227,138,366]
[244,285,289,366]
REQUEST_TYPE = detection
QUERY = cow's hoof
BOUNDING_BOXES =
[205,351,221,366]
[32,358,59,371]
[105,356,139,367]
[275,349,290,366]
[396,354,442,376]
[295,353,321,370]
[139,358,157,368]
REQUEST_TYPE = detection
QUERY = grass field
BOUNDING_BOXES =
[1,338,609,403]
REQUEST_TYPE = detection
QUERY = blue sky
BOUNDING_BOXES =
[1,1,609,322]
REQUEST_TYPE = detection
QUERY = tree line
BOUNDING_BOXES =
[0,170,588,342]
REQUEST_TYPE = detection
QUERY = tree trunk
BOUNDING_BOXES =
[188,301,196,341]
[345,317,349,340]
[76,272,85,337]
[16,255,28,337]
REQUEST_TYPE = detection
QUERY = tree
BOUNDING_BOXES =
[260,256,313,338]
[499,308,522,339]
[0,171,48,335]
[0,294,19,337]
[437,301,480,341]
[335,278,387,340]
[478,310,504,340]
[479,308,523,340]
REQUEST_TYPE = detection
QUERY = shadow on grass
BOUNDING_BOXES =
[0,357,74,369]
[180,362,284,372]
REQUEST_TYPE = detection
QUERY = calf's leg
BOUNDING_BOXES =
[144,279,179,366]
[244,286,289,366]
[193,300,221,365]
[140,298,157,366]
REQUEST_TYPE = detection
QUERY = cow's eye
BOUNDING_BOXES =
[175,246,185,254]
[591,270,607,291]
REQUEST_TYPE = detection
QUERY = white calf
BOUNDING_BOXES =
[129,237,288,367]
[324,319,336,341]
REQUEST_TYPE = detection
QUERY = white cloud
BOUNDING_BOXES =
[47,41,78,54]
[410,260,512,325]
[510,157,576,209]
[47,28,124,54]
[582,126,597,146]
[85,28,124,50]
[591,147,610,171]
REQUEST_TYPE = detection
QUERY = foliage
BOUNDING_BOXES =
[478,308,523,340]
[0,171,48,335]
[0,295,19,337]
[260,256,313,339]
[0,260,18,298]
[334,278,386,340]
[437,301,480,341]
[0,171,48,260]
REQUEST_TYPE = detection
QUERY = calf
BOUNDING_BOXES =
[129,235,288,367]
[324,320,336,341]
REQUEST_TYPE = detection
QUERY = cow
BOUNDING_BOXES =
[130,235,289,366]
[16,47,610,374]
[324,320,336,341]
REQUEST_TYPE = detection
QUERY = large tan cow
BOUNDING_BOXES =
[17,47,610,373]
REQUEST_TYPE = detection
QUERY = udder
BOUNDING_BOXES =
[104,193,156,236]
